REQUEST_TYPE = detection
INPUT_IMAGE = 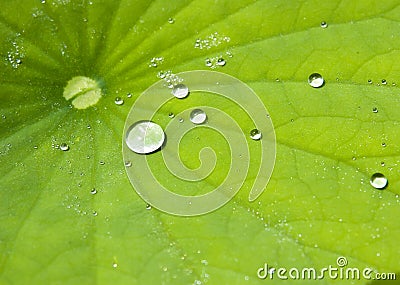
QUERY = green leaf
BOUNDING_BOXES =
[1,0,400,284]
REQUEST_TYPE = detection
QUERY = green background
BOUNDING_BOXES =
[1,0,399,284]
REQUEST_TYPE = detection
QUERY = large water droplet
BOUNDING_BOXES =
[370,173,388,189]
[250,129,262,140]
[308,73,324,88]
[171,84,189,99]
[190,109,207,124]
[216,58,226,66]
[115,97,124,105]
[60,143,70,151]
[125,121,165,154]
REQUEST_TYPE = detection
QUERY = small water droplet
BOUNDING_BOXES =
[178,118,184,123]
[146,204,152,210]
[381,79,387,85]
[125,121,165,154]
[320,21,328,28]
[168,112,175,118]
[370,173,388,189]
[115,97,124,105]
[216,58,226,66]
[60,143,69,151]
[250,129,262,140]
[381,142,386,147]
[372,107,378,113]
[168,17,175,24]
[90,188,97,195]
[308,73,324,88]
[93,211,98,216]
[125,161,132,167]
[112,262,118,268]
[99,161,105,165]
[352,156,357,161]
[205,58,212,67]
[127,93,132,98]
[368,79,373,84]
[381,161,385,167]
[171,84,189,99]
[190,109,207,124]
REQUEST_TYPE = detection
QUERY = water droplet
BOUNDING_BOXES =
[352,156,357,161]
[381,162,385,167]
[216,58,226,66]
[381,142,386,147]
[168,112,175,118]
[368,79,372,84]
[250,129,262,140]
[178,118,184,123]
[370,173,388,189]
[90,188,97,195]
[205,58,212,67]
[92,211,98,216]
[60,143,69,151]
[146,204,152,210]
[372,107,378,113]
[320,21,328,28]
[171,84,189,99]
[381,79,387,85]
[112,262,118,268]
[308,73,324,88]
[125,161,132,167]
[127,93,132,98]
[168,17,175,24]
[125,121,165,154]
[190,109,207,124]
[115,97,124,105]
[99,161,105,165]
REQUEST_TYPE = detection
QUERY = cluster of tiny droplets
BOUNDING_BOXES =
[157,70,183,88]
[148,56,164,68]
[194,32,230,49]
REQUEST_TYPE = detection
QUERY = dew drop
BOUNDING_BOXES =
[320,21,328,28]
[190,109,207,125]
[178,118,184,123]
[381,79,387,85]
[60,143,69,151]
[216,58,226,66]
[372,107,378,113]
[370,173,388,189]
[114,97,124,105]
[146,204,152,210]
[127,93,132,98]
[125,121,165,154]
[99,161,105,165]
[171,84,189,99]
[112,262,118,268]
[92,211,98,216]
[205,58,213,67]
[168,112,175,118]
[250,129,262,140]
[168,17,175,24]
[308,73,324,88]
[381,142,386,147]
[368,79,373,84]
[381,161,385,167]
[90,188,97,195]
[125,161,132,167]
